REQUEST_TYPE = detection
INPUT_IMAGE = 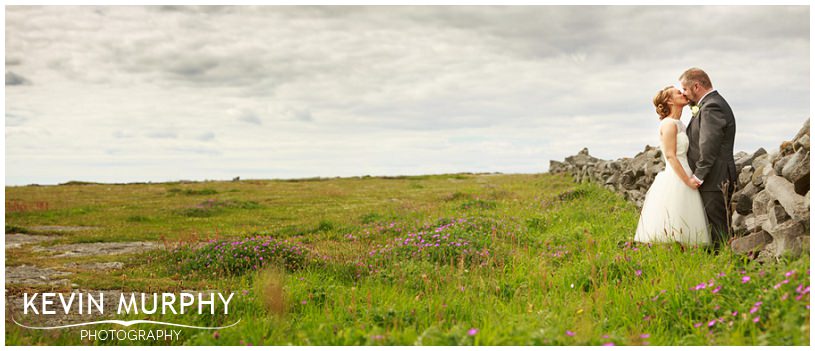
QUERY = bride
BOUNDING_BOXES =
[634,86,711,246]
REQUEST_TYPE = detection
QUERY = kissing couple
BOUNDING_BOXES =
[633,68,738,253]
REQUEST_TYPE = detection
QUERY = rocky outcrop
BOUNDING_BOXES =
[549,119,810,260]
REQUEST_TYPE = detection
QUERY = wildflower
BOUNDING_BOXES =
[213,331,220,339]
[707,320,717,327]
[603,342,615,346]
[301,300,308,305]
[640,334,650,339]
[565,330,575,337]
[752,316,760,323]
[693,322,702,328]
[635,270,642,277]
[468,328,478,336]
[731,311,738,317]
[711,286,721,294]
[741,276,751,283]
[785,270,795,277]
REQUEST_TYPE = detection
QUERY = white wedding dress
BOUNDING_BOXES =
[634,118,711,246]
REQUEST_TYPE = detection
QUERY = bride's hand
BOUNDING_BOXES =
[684,178,699,189]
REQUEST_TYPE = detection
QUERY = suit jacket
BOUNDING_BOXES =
[686,90,738,192]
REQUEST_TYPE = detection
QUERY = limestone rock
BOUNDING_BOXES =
[730,230,772,254]
[752,190,772,217]
[731,212,747,235]
[767,200,791,228]
[738,166,754,188]
[793,118,810,142]
[765,175,809,222]
[780,149,809,195]
[764,220,807,257]
[745,214,768,233]
[733,182,759,215]
[736,148,766,172]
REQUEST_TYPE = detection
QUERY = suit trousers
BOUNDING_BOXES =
[700,187,734,250]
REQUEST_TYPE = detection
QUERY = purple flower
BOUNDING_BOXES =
[711,286,721,294]
[640,333,650,339]
[468,328,478,336]
[635,270,642,277]
[752,316,760,323]
[785,270,795,277]
[565,330,575,337]
[603,342,615,346]
[707,320,717,327]
[749,306,759,314]
[741,276,751,283]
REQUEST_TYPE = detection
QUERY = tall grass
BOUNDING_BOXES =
[5,174,809,345]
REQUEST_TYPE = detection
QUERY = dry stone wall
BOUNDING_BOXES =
[549,119,810,260]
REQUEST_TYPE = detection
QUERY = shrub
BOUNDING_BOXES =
[169,236,309,276]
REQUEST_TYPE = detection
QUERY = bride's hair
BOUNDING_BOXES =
[653,86,673,120]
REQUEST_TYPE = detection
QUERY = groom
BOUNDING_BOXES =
[680,68,738,253]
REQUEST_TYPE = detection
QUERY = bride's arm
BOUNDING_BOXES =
[659,121,695,189]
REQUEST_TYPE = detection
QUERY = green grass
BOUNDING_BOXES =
[4,173,809,345]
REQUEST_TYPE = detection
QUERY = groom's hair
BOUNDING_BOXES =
[679,68,712,89]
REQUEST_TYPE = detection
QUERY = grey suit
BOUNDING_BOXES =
[686,90,737,249]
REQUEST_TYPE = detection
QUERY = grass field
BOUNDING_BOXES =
[4,173,810,345]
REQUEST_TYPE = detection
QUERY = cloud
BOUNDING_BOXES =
[6,71,29,85]
[112,130,135,139]
[145,130,178,139]
[5,112,29,127]
[3,5,809,185]
[195,131,216,141]
[231,109,262,125]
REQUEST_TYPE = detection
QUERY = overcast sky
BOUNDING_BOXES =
[5,5,810,185]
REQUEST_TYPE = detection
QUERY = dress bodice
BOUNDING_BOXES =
[660,118,691,174]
